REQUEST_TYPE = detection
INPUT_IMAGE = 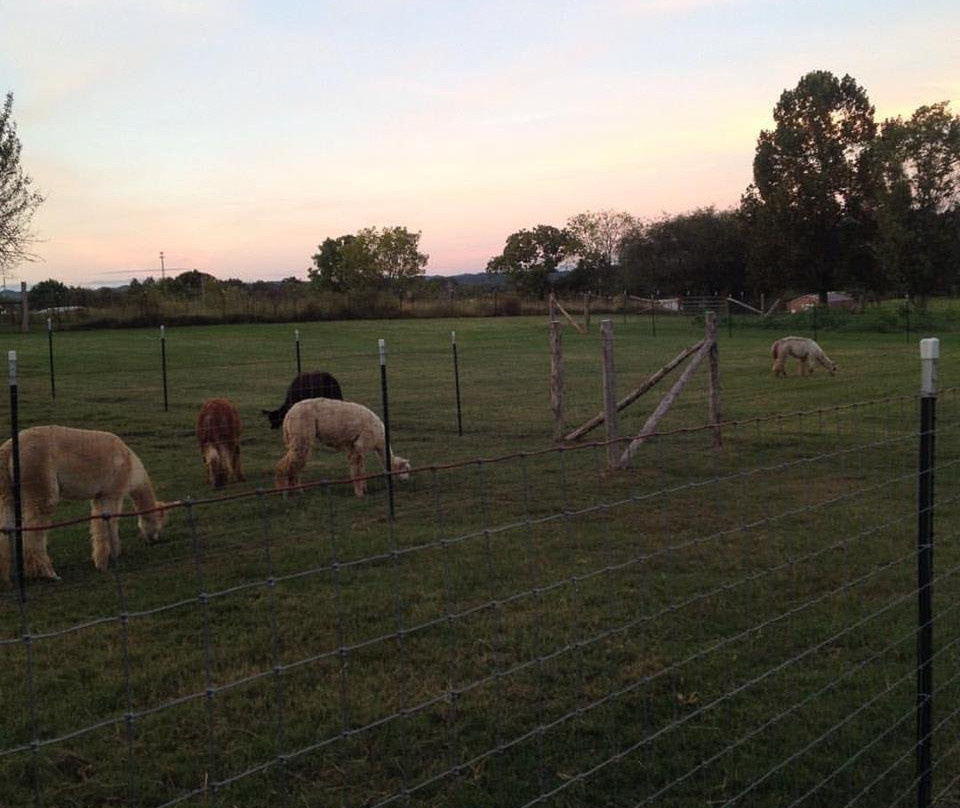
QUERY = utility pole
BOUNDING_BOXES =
[160,251,166,282]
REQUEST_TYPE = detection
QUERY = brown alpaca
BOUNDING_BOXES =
[771,336,838,377]
[196,398,245,488]
[0,426,170,582]
[275,398,411,497]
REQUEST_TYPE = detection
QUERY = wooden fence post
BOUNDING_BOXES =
[550,320,564,441]
[706,311,722,447]
[584,293,591,332]
[20,281,28,333]
[601,319,619,469]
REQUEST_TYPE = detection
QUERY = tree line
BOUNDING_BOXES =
[485,71,960,309]
[3,70,959,315]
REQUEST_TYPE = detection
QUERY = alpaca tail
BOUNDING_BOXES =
[771,340,781,360]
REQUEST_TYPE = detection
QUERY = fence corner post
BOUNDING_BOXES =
[550,321,564,442]
[917,336,938,808]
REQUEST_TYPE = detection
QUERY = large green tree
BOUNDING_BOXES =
[308,226,428,294]
[565,209,638,293]
[0,93,45,273]
[871,101,960,306]
[309,234,374,292]
[362,225,429,295]
[743,71,877,302]
[619,207,747,296]
[486,225,575,299]
[28,278,69,310]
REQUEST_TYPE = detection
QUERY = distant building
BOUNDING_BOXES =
[787,292,857,314]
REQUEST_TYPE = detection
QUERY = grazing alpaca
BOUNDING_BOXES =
[771,336,838,377]
[197,398,245,488]
[0,426,170,582]
[262,370,343,429]
[275,398,411,497]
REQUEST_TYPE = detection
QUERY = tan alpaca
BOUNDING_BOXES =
[771,336,837,377]
[275,398,411,496]
[196,398,245,488]
[0,426,170,582]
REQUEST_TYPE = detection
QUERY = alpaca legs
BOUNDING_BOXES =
[348,451,367,496]
[90,496,123,571]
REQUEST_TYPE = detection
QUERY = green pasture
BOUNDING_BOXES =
[2,314,960,807]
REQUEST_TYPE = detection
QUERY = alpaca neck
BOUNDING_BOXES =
[129,467,159,511]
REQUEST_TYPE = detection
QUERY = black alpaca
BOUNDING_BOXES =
[262,370,344,429]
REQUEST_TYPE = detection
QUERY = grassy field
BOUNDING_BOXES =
[2,314,960,807]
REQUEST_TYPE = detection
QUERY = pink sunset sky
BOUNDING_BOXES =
[2,0,957,287]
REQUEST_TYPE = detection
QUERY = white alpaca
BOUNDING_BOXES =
[0,426,170,582]
[275,398,411,496]
[771,336,837,377]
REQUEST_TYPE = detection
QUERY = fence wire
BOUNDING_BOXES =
[3,387,960,807]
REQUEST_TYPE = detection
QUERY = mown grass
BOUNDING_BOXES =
[2,314,960,807]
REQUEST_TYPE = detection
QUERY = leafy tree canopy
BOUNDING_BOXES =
[620,207,746,297]
[28,278,70,310]
[745,70,876,302]
[565,210,639,293]
[871,101,960,304]
[486,225,575,299]
[309,226,428,293]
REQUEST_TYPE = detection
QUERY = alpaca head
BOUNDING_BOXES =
[203,446,228,488]
[391,455,411,481]
[138,505,169,544]
[262,408,284,429]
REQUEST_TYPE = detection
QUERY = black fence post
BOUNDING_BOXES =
[295,329,302,376]
[451,330,463,437]
[160,325,169,412]
[47,318,56,400]
[379,338,395,520]
[8,350,25,603]
[917,337,938,808]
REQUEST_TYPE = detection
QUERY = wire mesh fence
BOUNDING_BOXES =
[2,319,960,806]
[3,386,960,806]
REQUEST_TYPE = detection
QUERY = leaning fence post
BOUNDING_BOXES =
[917,337,938,808]
[451,331,463,436]
[550,321,564,441]
[160,325,168,412]
[294,329,302,376]
[8,351,25,602]
[378,338,395,520]
[47,317,56,400]
[600,320,619,470]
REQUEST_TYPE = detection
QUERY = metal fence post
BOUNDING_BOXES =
[160,325,168,412]
[379,338,395,520]
[8,350,25,602]
[295,329,302,376]
[47,317,56,400]
[451,331,463,437]
[917,336,938,808]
